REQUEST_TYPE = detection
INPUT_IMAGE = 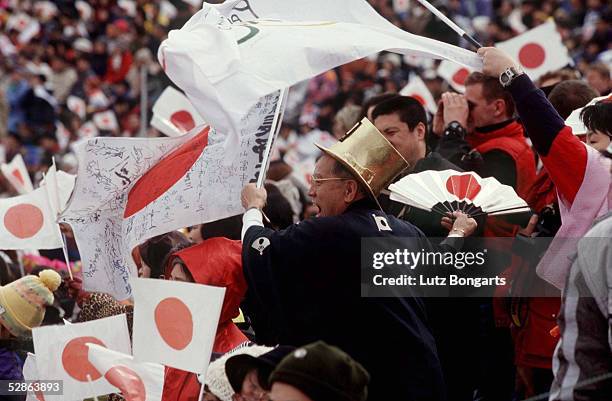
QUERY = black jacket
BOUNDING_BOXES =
[242,198,446,401]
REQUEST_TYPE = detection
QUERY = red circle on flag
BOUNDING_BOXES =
[155,297,194,351]
[170,110,196,133]
[452,68,470,85]
[61,336,106,382]
[11,169,25,186]
[105,365,147,401]
[124,127,209,218]
[4,204,44,239]
[445,174,481,200]
[518,43,546,69]
[410,94,426,107]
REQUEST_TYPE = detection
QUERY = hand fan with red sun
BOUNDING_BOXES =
[388,170,531,217]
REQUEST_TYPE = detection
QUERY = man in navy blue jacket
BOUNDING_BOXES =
[240,118,477,400]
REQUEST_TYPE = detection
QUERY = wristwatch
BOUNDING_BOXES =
[499,66,524,87]
[444,121,467,138]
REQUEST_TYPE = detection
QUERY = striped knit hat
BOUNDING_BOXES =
[0,270,61,338]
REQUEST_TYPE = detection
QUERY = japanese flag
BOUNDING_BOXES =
[23,353,77,401]
[132,278,225,374]
[151,87,205,137]
[32,315,132,400]
[18,19,41,44]
[1,154,34,194]
[393,0,410,13]
[6,13,31,32]
[400,74,438,114]
[78,121,99,138]
[40,163,76,216]
[495,20,571,81]
[94,110,119,132]
[87,344,164,401]
[67,96,87,120]
[0,186,62,249]
[437,60,474,93]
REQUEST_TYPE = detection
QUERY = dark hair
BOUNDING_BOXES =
[465,72,516,117]
[359,93,397,120]
[263,183,294,230]
[200,215,243,241]
[139,231,192,279]
[580,100,612,137]
[370,95,427,131]
[161,241,196,281]
[548,80,599,119]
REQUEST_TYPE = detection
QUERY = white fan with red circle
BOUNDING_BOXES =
[388,170,530,218]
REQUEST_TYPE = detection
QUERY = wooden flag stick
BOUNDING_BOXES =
[414,0,482,50]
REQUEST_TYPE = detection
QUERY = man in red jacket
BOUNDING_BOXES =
[433,72,536,237]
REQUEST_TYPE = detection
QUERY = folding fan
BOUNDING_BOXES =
[388,170,531,218]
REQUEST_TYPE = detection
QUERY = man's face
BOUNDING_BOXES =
[464,83,500,132]
[307,155,355,217]
[586,129,612,152]
[374,113,423,166]
[269,383,313,401]
[236,370,268,401]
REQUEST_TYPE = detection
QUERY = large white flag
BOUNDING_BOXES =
[132,278,225,374]
[496,20,571,81]
[1,154,34,194]
[32,315,132,400]
[23,353,77,401]
[160,0,480,146]
[151,86,205,137]
[61,89,284,300]
[88,344,165,401]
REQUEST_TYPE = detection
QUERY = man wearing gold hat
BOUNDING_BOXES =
[240,118,476,400]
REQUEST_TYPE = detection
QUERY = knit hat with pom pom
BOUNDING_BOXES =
[0,269,61,338]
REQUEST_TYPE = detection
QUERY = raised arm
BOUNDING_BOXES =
[478,47,587,204]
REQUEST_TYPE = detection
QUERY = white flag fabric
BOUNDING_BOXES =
[151,86,205,137]
[32,315,132,400]
[61,89,284,300]
[160,0,480,147]
[495,20,571,81]
[565,94,612,136]
[132,278,225,374]
[40,163,76,216]
[23,353,73,401]
[1,154,34,194]
[0,186,62,250]
[67,96,87,119]
[56,122,71,151]
[437,59,475,93]
[87,344,165,401]
[93,110,120,132]
[400,74,438,114]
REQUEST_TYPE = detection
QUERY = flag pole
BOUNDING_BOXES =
[256,88,289,189]
[197,381,205,401]
[86,374,100,401]
[414,0,482,50]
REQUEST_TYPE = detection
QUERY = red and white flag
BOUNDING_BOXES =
[1,154,34,194]
[437,60,474,93]
[400,74,438,114]
[496,20,571,81]
[78,121,99,139]
[93,110,119,132]
[23,353,75,401]
[87,344,164,401]
[393,0,410,13]
[132,278,225,374]
[67,96,87,119]
[32,315,132,400]
[0,186,62,250]
[6,13,32,32]
[151,87,205,137]
[61,90,284,300]
[17,19,41,44]
[56,122,72,151]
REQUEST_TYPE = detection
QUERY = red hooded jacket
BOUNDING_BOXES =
[162,237,248,401]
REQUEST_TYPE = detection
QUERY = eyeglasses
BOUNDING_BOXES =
[310,177,352,188]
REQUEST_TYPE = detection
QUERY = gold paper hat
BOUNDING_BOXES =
[315,118,409,206]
